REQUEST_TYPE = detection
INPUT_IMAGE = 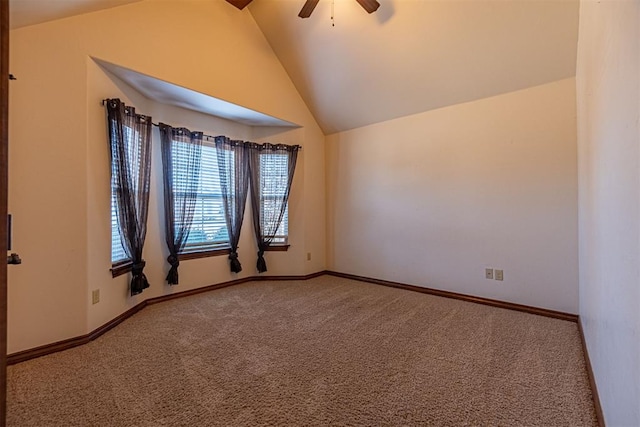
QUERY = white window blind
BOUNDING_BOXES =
[111,193,129,263]
[260,153,289,245]
[179,141,230,253]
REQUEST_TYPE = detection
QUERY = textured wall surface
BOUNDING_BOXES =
[327,78,579,314]
[576,0,640,425]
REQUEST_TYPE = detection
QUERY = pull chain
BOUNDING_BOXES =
[331,0,335,27]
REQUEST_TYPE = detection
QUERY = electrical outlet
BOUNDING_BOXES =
[485,268,494,280]
[495,269,504,281]
[92,289,100,305]
[307,252,311,261]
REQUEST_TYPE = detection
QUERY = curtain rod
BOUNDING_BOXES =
[101,99,301,149]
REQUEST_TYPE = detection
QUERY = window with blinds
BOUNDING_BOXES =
[260,153,289,245]
[111,125,136,265]
[111,132,292,264]
[178,141,230,253]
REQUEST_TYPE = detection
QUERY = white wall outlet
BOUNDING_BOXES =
[307,252,311,261]
[92,289,100,305]
[485,268,494,280]
[495,269,504,281]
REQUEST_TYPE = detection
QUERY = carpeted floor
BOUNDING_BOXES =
[7,276,597,426]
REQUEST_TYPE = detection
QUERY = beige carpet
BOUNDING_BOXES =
[8,276,597,426]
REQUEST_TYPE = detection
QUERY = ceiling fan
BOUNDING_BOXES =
[225,0,380,18]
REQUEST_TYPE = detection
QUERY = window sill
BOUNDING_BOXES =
[111,246,281,276]
[178,248,231,261]
[264,245,290,252]
[111,261,132,278]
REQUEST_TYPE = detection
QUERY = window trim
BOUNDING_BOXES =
[111,260,132,278]
[264,245,290,252]
[111,247,232,278]
[178,248,231,261]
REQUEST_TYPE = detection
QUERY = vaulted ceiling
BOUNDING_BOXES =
[248,0,579,134]
[10,0,579,135]
[9,0,142,29]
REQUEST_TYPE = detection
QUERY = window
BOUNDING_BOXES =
[107,99,153,292]
[110,124,137,265]
[260,152,289,245]
[108,99,299,277]
[249,145,298,273]
[175,140,230,254]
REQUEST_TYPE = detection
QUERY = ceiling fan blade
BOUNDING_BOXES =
[298,0,320,18]
[225,0,254,10]
[355,0,380,13]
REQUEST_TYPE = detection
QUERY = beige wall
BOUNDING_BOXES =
[326,78,578,314]
[8,0,326,354]
[576,0,640,424]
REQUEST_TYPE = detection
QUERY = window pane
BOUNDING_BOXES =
[174,141,230,253]
[260,153,289,244]
[111,125,134,264]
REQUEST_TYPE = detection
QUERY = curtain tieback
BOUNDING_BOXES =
[132,260,147,276]
[256,249,267,273]
[167,255,179,268]
[228,251,243,274]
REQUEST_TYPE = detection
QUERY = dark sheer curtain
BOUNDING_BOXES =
[248,143,299,273]
[215,137,249,273]
[106,99,153,296]
[160,124,203,285]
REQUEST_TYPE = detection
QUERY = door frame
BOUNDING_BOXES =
[0,0,9,425]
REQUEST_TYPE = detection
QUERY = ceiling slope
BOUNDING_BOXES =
[10,0,142,29]
[249,0,579,134]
